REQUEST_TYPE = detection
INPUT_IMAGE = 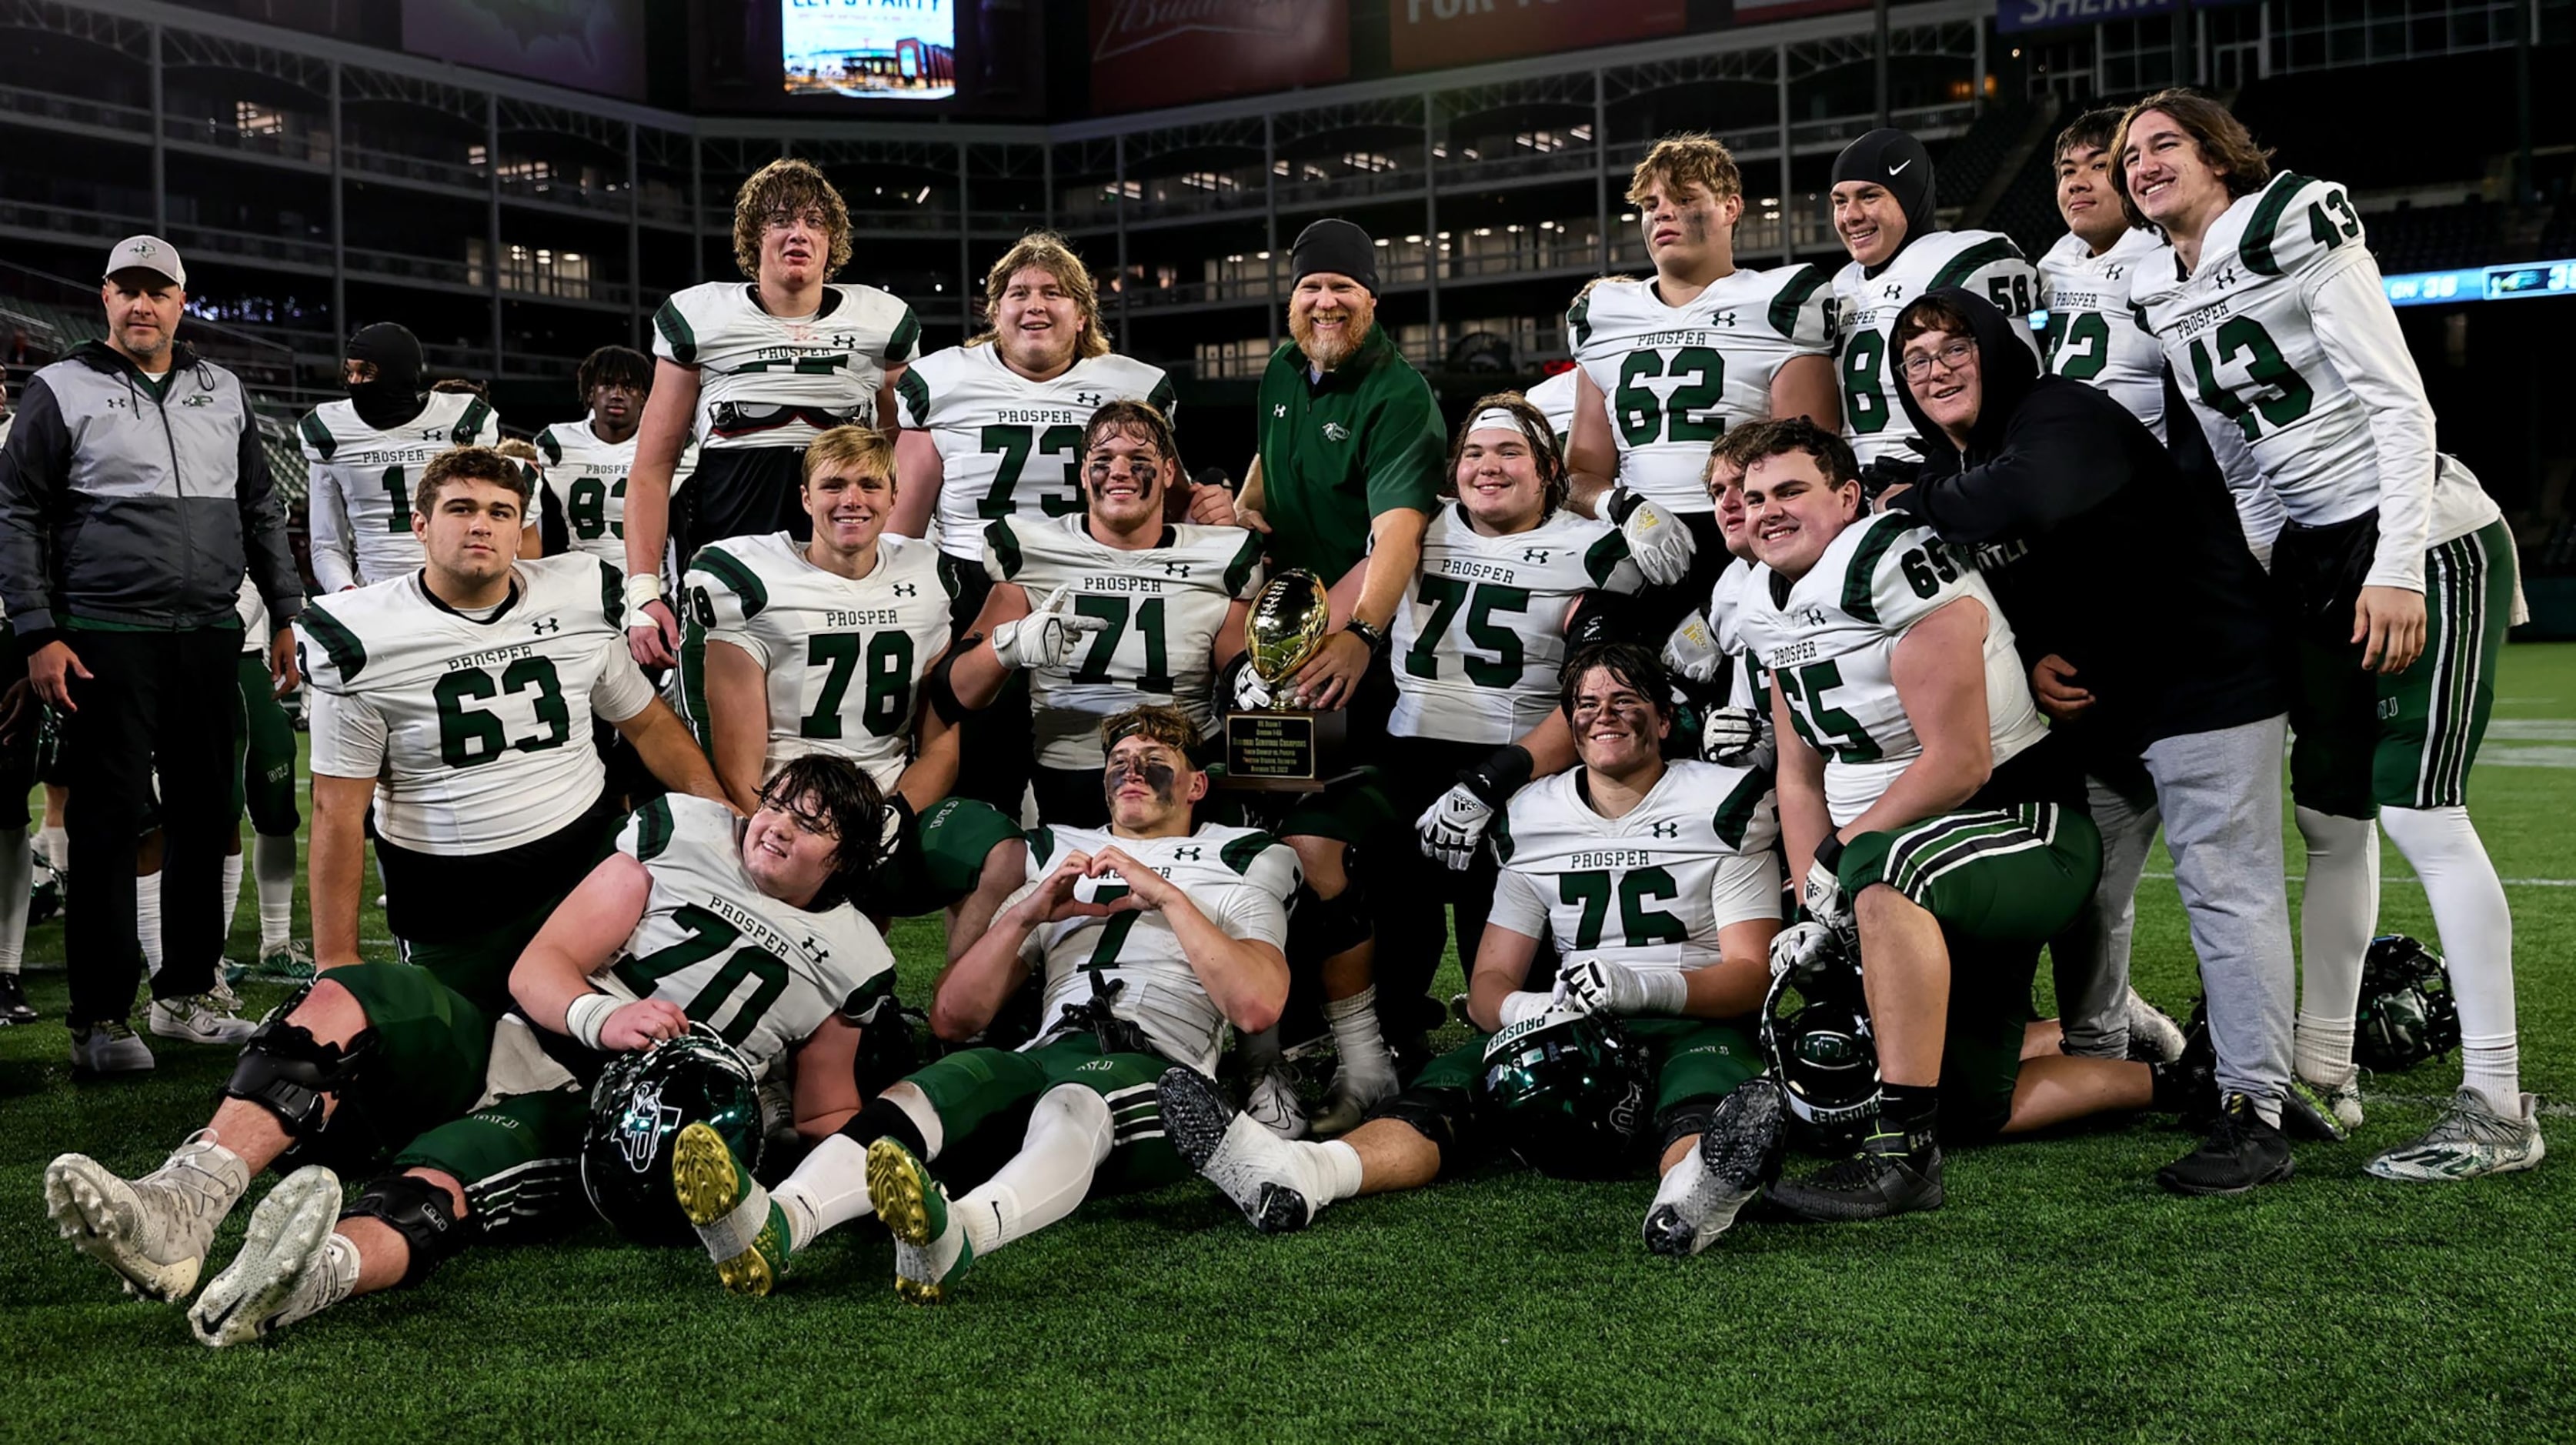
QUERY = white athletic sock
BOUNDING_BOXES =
[2378,804,2519,1112]
[220,852,244,949]
[771,1134,875,1250]
[137,870,164,977]
[954,1085,1113,1260]
[0,829,28,974]
[1290,1137,1365,1207]
[37,824,66,873]
[2293,806,2377,1083]
[254,833,297,951]
[1325,986,1397,1093]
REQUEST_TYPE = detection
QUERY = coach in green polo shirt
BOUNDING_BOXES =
[1240,219,1442,712]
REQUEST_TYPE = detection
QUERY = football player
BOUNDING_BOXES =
[295,446,726,1016]
[1157,642,1786,1255]
[684,425,1023,958]
[227,576,305,983]
[887,232,1220,814]
[2119,92,2541,1179]
[626,159,920,670]
[46,756,895,1345]
[1734,420,2202,1221]
[670,705,1296,1302]
[536,345,699,568]
[300,322,506,592]
[1826,130,2039,487]
[1566,134,1838,618]
[949,400,1262,825]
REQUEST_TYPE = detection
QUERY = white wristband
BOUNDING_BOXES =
[624,572,664,610]
[1637,969,1689,1016]
[1497,990,1557,1029]
[565,992,620,1051]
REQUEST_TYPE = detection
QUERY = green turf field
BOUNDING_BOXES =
[7,648,2575,1441]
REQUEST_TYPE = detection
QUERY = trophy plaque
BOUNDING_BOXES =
[1220,569,1350,793]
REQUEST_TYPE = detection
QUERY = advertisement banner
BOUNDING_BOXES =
[1996,0,2250,32]
[782,0,957,99]
[1389,0,1683,72]
[400,0,647,101]
[1088,0,1350,113]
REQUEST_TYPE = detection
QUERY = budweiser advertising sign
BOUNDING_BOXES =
[1089,0,1350,112]
[1390,0,1683,72]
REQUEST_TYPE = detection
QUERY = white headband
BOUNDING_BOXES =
[1467,407,1523,436]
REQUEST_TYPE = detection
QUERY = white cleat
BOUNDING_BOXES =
[1245,1062,1309,1141]
[147,993,257,1046]
[44,1131,249,1301]
[2367,1089,2545,1182]
[1643,1079,1786,1258]
[2122,989,2187,1063]
[189,1166,354,1347]
[1156,1066,1318,1233]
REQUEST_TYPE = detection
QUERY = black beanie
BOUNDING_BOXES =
[1290,219,1379,295]
[345,322,426,431]
[1831,129,1939,253]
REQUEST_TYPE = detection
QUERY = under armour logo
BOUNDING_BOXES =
[530,618,562,636]
[1710,310,1740,328]
[893,583,919,597]
[1075,392,1103,408]
[421,429,446,440]
[1172,846,1201,860]
[1521,548,1553,564]
[799,934,824,957]
[2215,264,2241,289]
[1163,562,1193,577]
[1272,405,1287,418]
[1794,605,1828,627]
[2104,264,2127,281]
[1882,282,1903,299]
[1649,821,1680,838]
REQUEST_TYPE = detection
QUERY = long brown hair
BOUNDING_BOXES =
[2109,89,2274,233]
[732,158,853,281]
[970,232,1109,361]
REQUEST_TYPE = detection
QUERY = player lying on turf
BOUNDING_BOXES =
[1157,642,1792,1257]
[1733,419,2204,1221]
[42,755,894,1343]
[685,424,1024,960]
[672,703,1296,1301]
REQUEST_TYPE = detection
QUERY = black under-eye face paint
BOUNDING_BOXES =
[1103,752,1181,803]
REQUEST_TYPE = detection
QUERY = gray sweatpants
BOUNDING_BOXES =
[2050,713,2297,1107]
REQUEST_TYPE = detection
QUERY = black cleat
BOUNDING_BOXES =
[0,973,35,1025]
[1766,1126,1944,1223]
[2157,1092,2294,1196]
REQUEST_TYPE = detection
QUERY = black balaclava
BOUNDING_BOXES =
[345,322,425,431]
[1831,129,1939,272]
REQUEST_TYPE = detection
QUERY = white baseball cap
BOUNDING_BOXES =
[104,235,186,289]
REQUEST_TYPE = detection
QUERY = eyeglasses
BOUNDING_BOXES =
[1900,339,1976,381]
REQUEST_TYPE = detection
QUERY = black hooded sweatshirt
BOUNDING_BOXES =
[1884,288,2281,763]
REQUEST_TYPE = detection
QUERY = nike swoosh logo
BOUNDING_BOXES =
[1887,160,1912,175]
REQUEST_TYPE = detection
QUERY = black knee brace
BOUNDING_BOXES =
[224,1003,372,1136]
[342,1173,466,1288]
[1657,1101,1717,1156]
[1366,1083,1472,1163]
[1290,877,1373,965]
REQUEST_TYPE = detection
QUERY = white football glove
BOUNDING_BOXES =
[1699,706,1771,770]
[1415,784,1495,871]
[1661,609,1724,686]
[1556,957,1686,1018]
[989,585,1108,671]
[1611,489,1695,587]
[1801,845,1854,936]
[1232,662,1278,711]
[1767,920,1839,983]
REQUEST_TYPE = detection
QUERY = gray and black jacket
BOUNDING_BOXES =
[0,339,303,653]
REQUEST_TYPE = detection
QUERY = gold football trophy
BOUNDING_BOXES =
[1220,569,1350,793]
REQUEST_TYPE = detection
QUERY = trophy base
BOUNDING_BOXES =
[1214,709,1349,794]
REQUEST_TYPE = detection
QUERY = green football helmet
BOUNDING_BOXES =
[2356,933,2461,1073]
[582,1028,767,1245]
[1474,1006,1650,1180]
[1761,933,1881,1151]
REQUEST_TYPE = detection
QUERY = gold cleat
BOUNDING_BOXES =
[672,1122,788,1297]
[866,1137,968,1305]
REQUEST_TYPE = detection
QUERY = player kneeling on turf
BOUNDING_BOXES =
[45,756,894,1344]
[1158,642,1790,1256]
[674,702,1295,1302]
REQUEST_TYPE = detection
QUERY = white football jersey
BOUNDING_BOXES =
[594,793,894,1073]
[894,345,1179,562]
[1831,229,2040,465]
[1568,266,1834,513]
[2037,228,2168,439]
[235,576,266,655]
[298,554,653,855]
[1487,762,1781,977]
[652,282,919,452]
[1736,513,2047,827]
[2131,172,2498,590]
[1704,556,1768,710]
[684,531,953,794]
[299,391,506,592]
[1390,502,1643,744]
[1012,823,1299,1073]
[1523,369,1578,452]
[984,516,1264,769]
[536,415,699,565]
